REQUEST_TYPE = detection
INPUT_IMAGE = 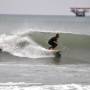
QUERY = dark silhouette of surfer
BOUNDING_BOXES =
[48,33,59,49]
[0,48,2,52]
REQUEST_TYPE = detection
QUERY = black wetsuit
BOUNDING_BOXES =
[48,36,58,49]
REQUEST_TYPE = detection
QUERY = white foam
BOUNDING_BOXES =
[0,83,90,90]
[0,31,54,58]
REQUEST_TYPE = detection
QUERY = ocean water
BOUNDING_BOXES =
[0,15,90,90]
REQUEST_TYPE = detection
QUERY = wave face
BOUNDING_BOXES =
[0,30,90,61]
[0,31,54,58]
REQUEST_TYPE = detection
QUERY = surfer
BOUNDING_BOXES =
[48,33,59,50]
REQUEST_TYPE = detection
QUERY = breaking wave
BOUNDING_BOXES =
[0,30,54,58]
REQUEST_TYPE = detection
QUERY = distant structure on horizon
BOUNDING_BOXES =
[70,7,90,17]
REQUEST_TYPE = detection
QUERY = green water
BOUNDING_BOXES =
[30,32,90,64]
[31,32,90,49]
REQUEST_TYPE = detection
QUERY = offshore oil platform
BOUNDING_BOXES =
[70,7,90,17]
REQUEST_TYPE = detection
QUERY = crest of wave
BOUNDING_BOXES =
[0,30,54,58]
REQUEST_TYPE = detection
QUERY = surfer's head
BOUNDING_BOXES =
[56,33,59,38]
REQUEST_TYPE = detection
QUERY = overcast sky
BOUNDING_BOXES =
[0,0,90,15]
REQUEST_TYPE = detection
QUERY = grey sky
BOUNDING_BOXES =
[0,0,90,15]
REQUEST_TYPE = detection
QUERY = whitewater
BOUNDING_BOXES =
[0,31,54,58]
[0,84,90,90]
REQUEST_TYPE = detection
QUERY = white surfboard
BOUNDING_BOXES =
[49,49,60,52]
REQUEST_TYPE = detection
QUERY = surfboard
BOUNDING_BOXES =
[48,49,60,52]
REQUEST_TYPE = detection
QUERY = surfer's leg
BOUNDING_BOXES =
[48,41,53,49]
[52,43,57,49]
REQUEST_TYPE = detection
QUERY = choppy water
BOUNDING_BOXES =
[0,15,90,90]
